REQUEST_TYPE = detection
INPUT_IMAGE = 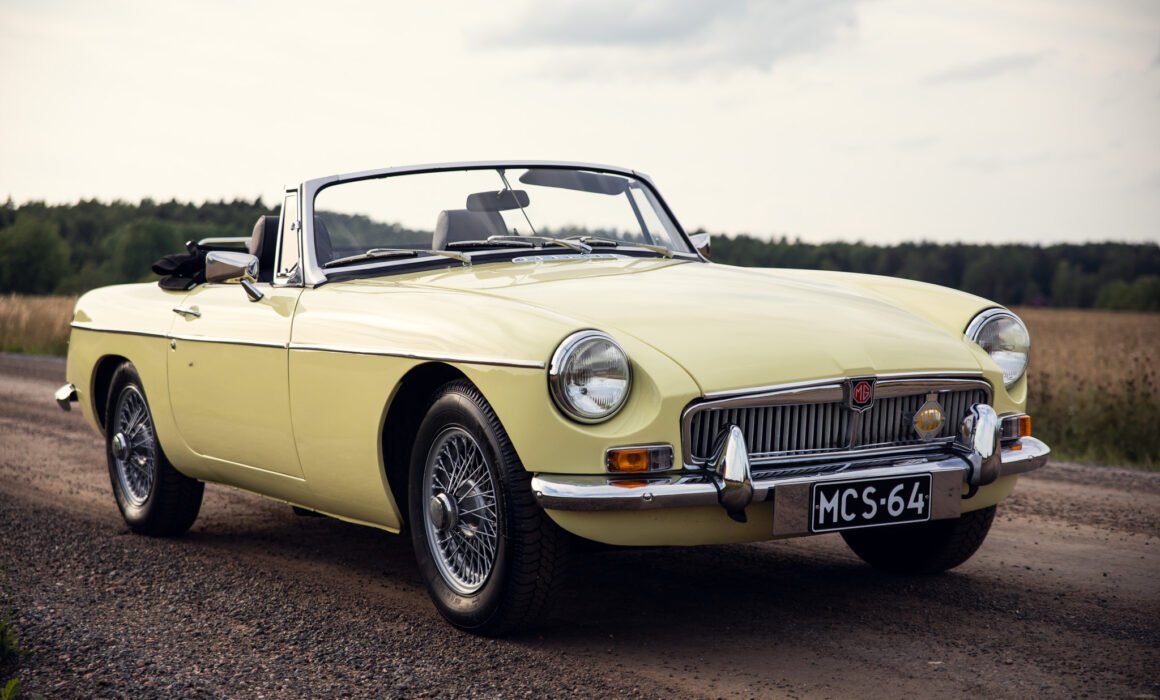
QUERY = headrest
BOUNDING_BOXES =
[249,215,280,257]
[433,209,506,250]
[249,215,280,282]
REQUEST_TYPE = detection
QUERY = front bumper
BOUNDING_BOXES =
[531,432,1048,534]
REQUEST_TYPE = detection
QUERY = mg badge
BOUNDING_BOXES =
[913,393,945,441]
[846,378,876,412]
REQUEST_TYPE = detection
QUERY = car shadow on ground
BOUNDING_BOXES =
[173,495,1017,646]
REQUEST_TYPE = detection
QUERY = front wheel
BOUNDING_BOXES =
[841,506,996,574]
[408,380,567,636]
[105,362,203,536]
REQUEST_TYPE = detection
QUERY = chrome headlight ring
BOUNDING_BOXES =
[548,330,632,424]
[966,308,1030,389]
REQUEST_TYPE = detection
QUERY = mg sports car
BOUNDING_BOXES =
[56,161,1049,635]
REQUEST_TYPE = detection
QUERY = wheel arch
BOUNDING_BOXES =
[92,353,131,435]
[381,362,470,528]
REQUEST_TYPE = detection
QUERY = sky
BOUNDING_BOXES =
[1,0,1157,245]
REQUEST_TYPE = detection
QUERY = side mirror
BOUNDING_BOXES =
[688,232,711,259]
[205,251,264,302]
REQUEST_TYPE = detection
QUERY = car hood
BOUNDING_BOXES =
[396,257,990,394]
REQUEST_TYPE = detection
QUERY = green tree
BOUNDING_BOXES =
[0,215,70,293]
[102,219,183,282]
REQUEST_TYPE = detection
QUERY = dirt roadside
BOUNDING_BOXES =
[1,353,1157,699]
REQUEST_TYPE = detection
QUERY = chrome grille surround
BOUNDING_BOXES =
[682,374,992,471]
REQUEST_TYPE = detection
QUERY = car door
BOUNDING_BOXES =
[167,283,304,478]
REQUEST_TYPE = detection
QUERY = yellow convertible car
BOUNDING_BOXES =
[56,161,1049,634]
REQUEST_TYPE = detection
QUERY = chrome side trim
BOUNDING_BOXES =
[169,334,288,350]
[68,323,544,368]
[288,342,546,369]
[532,437,1048,513]
[69,324,167,339]
[55,383,77,412]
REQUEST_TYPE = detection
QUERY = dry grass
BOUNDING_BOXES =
[1016,307,1159,469]
[0,294,76,356]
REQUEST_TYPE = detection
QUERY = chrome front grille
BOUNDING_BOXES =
[856,389,983,447]
[690,402,851,460]
[684,377,990,466]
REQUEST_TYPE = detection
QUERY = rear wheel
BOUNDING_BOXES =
[408,380,568,636]
[105,362,203,536]
[841,506,996,574]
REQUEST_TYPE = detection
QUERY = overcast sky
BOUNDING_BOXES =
[1,0,1157,245]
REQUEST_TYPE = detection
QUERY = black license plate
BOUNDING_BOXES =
[810,474,932,533]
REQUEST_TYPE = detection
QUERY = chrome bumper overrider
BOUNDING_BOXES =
[531,404,1049,529]
[55,384,77,412]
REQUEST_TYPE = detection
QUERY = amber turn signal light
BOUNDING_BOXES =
[606,445,674,473]
[1000,413,1033,442]
[608,449,649,473]
[1017,414,1032,438]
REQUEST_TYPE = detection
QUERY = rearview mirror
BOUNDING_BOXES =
[205,251,264,302]
[688,233,711,259]
[466,189,530,212]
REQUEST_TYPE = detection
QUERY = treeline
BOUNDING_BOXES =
[0,197,276,295]
[709,234,1160,311]
[0,197,1157,310]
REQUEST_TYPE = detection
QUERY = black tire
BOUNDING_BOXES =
[408,380,568,636]
[105,362,203,536]
[841,506,996,575]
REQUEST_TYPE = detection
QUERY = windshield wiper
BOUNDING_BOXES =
[323,248,470,269]
[485,235,593,254]
[568,236,675,259]
[445,238,537,250]
[446,235,591,253]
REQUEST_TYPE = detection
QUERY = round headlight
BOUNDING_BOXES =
[966,309,1030,388]
[549,331,631,423]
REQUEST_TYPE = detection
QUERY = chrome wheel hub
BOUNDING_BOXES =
[111,385,156,507]
[429,492,458,532]
[422,427,499,595]
[111,432,130,460]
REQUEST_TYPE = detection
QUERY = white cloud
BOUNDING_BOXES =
[922,51,1047,85]
[480,0,862,77]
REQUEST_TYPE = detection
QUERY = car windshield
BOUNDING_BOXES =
[311,167,692,269]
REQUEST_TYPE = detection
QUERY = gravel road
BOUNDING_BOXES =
[1,353,1157,699]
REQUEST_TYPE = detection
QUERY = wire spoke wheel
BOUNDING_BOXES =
[422,426,499,595]
[111,385,156,506]
[103,362,203,536]
[410,380,567,634]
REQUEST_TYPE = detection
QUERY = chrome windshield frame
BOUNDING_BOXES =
[297,160,696,287]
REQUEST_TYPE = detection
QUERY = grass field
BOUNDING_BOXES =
[0,295,1155,468]
[0,294,75,357]
[1016,307,1159,469]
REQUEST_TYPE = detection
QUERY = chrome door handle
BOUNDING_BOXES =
[172,306,201,319]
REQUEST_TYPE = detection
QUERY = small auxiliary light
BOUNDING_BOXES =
[606,445,674,473]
